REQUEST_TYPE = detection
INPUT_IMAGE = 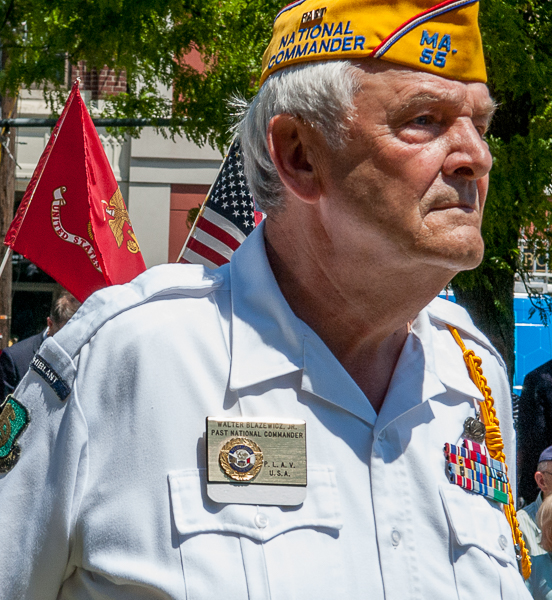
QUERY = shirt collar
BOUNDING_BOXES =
[428,312,485,403]
[228,224,484,422]
[228,222,304,391]
[374,308,446,432]
[301,322,377,426]
[228,223,376,425]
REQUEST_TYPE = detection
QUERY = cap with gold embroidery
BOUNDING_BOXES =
[260,0,486,85]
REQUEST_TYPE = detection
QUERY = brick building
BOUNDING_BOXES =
[71,62,128,99]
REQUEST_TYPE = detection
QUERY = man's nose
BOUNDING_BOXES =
[442,118,493,180]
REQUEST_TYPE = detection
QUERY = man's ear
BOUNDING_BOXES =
[267,114,324,205]
[536,471,549,494]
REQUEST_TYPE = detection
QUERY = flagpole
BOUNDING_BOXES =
[0,247,12,280]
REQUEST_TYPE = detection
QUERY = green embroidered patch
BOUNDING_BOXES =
[0,395,29,473]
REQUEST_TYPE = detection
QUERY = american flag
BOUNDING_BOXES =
[178,137,260,268]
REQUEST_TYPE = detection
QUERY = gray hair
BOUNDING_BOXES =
[235,60,362,213]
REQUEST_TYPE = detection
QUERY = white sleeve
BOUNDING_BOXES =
[0,337,87,599]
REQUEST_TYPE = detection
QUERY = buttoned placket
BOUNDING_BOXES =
[224,223,504,600]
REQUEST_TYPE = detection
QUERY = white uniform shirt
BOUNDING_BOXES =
[0,223,530,599]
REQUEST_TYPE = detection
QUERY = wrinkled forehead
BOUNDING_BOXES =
[351,59,494,117]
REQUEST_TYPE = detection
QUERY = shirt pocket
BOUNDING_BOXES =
[169,466,344,600]
[440,485,531,600]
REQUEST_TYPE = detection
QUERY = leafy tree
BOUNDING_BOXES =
[0,0,280,345]
[0,0,281,149]
[453,0,552,379]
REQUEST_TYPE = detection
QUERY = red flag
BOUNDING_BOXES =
[4,81,146,302]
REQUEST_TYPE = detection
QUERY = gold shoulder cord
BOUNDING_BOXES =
[446,324,531,580]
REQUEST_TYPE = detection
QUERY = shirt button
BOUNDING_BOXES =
[255,513,268,529]
[378,430,386,441]
[498,534,508,550]
[391,529,401,546]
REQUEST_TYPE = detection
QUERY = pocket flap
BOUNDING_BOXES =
[440,484,517,566]
[169,467,342,542]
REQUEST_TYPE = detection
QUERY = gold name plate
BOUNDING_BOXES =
[206,417,307,487]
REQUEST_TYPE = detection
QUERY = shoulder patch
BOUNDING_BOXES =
[0,395,29,473]
[30,354,71,401]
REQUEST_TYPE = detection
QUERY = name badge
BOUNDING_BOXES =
[206,417,307,506]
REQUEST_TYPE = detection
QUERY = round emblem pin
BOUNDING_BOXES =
[219,437,263,482]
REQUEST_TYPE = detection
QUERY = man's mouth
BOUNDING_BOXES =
[430,203,475,212]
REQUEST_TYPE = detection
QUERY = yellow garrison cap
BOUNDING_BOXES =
[260,0,486,85]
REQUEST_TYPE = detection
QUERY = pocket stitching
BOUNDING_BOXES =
[169,466,343,543]
[439,484,517,567]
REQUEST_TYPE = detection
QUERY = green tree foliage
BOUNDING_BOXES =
[0,0,280,149]
[452,0,552,377]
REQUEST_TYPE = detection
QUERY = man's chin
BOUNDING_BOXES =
[419,235,485,273]
[431,247,484,273]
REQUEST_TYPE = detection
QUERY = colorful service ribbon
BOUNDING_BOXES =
[444,440,509,505]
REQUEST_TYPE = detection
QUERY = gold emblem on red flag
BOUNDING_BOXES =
[103,188,141,254]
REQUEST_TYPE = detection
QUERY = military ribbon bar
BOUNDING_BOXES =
[448,469,509,504]
[444,442,504,473]
[447,462,508,493]
[446,450,508,483]
[444,442,509,505]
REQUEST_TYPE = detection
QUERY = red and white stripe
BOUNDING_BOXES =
[274,0,308,23]
[371,0,477,59]
[179,206,247,269]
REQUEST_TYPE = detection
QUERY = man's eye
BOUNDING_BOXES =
[412,115,432,125]
[476,125,487,138]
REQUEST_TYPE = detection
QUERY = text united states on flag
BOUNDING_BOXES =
[178,137,258,268]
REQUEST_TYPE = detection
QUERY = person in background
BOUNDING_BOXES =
[527,494,552,599]
[519,446,552,557]
[0,290,80,401]
[518,360,552,504]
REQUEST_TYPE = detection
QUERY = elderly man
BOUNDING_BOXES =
[0,1,531,598]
